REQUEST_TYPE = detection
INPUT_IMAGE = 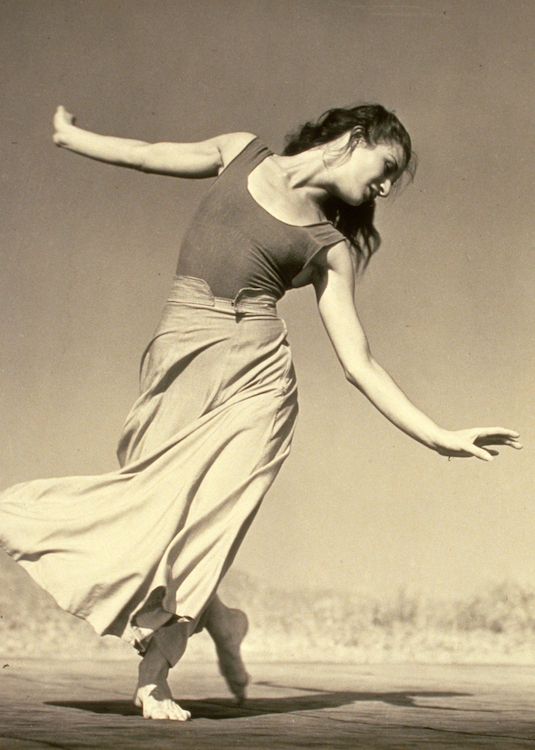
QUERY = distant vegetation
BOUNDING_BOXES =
[1,554,534,663]
[218,571,535,664]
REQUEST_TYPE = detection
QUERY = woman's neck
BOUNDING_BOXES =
[270,148,332,207]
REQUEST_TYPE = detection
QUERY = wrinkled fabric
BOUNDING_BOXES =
[0,276,298,658]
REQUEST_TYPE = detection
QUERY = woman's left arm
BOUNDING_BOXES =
[312,242,522,461]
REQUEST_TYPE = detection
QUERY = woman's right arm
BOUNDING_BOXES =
[52,106,255,178]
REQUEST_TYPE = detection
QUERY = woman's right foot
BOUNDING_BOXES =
[134,639,191,721]
[134,682,191,721]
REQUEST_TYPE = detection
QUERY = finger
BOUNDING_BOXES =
[475,427,520,439]
[469,445,494,462]
[478,441,523,452]
[475,436,523,448]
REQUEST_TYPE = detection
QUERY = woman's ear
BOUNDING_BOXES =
[349,126,367,150]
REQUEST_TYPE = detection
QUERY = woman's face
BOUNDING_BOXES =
[328,138,405,206]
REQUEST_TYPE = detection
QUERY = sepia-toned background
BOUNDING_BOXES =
[0,0,533,653]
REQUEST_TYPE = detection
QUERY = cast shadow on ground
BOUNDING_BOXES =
[46,683,474,720]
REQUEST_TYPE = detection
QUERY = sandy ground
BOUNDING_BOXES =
[1,657,534,749]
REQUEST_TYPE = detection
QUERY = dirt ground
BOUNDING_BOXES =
[1,657,535,749]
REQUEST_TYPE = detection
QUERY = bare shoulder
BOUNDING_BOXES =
[311,240,354,274]
[306,240,355,297]
[213,132,256,172]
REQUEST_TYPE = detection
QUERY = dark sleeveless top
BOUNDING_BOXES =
[175,137,345,300]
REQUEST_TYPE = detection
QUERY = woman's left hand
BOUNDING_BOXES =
[435,427,522,462]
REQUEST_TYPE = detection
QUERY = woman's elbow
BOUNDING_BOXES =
[123,142,157,170]
[344,368,366,391]
[342,352,375,389]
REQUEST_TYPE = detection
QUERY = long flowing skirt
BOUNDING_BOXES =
[0,276,298,658]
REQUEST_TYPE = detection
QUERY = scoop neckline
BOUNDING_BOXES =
[244,140,334,230]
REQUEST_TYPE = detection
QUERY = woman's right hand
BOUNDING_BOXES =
[53,105,75,145]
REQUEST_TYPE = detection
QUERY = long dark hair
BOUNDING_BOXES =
[284,104,415,272]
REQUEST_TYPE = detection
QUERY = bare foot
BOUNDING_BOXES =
[133,640,191,721]
[207,603,250,704]
[134,682,191,721]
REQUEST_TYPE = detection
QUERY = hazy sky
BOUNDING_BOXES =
[1,0,534,599]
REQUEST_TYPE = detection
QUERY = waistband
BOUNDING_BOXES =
[168,276,279,317]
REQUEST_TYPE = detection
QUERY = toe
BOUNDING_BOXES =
[164,698,191,721]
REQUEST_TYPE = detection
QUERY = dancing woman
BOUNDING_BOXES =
[0,103,521,720]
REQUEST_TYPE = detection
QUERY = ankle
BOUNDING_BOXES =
[138,641,171,684]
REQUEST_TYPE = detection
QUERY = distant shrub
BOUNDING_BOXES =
[2,556,535,664]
